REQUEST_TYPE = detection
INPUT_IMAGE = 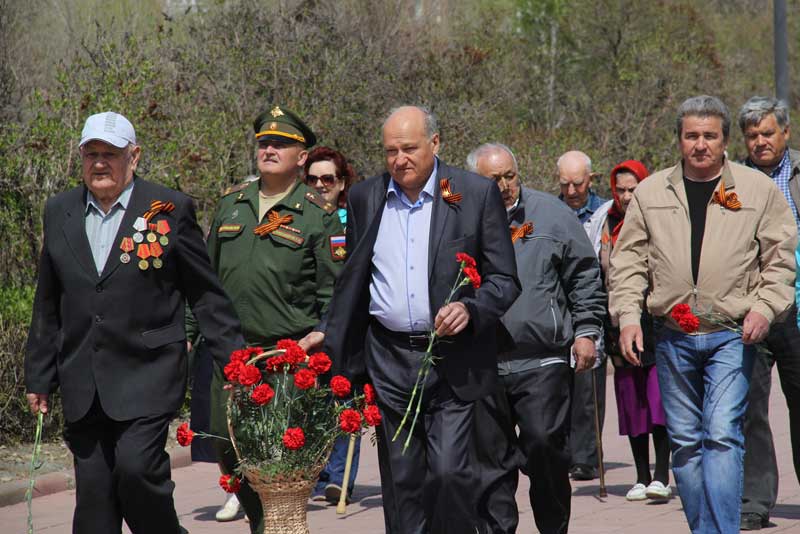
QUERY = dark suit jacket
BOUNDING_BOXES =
[322,160,520,402]
[25,177,244,423]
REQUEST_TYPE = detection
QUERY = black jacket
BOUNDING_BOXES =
[321,160,520,402]
[500,187,605,361]
[25,177,244,422]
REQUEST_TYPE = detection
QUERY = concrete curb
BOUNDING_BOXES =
[0,446,193,508]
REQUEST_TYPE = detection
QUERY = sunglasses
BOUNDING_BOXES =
[305,174,339,187]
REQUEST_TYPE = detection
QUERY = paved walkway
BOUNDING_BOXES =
[2,370,799,533]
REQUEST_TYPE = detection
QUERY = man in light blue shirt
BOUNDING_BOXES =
[85,179,134,275]
[369,159,437,332]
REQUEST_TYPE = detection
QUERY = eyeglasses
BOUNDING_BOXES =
[305,174,339,187]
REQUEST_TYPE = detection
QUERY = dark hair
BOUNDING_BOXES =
[304,146,357,208]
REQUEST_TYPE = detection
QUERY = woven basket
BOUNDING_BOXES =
[244,468,320,534]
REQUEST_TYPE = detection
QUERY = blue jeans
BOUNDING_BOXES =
[313,434,361,496]
[655,327,755,534]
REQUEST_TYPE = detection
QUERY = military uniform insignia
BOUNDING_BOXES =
[270,106,284,117]
[271,228,305,246]
[254,210,293,236]
[231,209,238,220]
[222,181,251,197]
[119,237,134,264]
[330,235,346,261]
[304,190,337,214]
[218,224,243,234]
[269,122,278,130]
[125,200,175,270]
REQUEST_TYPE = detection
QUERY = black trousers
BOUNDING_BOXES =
[569,358,606,468]
[367,323,480,534]
[63,396,180,534]
[742,306,800,518]
[474,363,573,534]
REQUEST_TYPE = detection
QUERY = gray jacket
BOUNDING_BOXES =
[498,187,606,365]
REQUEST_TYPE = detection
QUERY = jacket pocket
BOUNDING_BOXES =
[141,323,186,349]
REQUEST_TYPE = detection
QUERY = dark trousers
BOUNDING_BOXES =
[475,364,573,534]
[63,396,179,534]
[569,358,606,467]
[210,364,263,534]
[367,323,480,534]
[742,306,800,518]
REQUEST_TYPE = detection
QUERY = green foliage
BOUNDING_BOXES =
[0,0,797,443]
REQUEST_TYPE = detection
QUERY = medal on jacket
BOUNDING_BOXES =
[146,223,158,243]
[132,217,147,243]
[119,237,134,264]
[149,241,164,269]
[156,219,171,246]
[136,243,151,270]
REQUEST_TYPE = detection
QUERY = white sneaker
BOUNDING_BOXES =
[216,493,241,522]
[645,480,672,501]
[625,483,648,501]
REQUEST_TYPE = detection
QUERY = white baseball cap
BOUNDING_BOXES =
[79,112,136,148]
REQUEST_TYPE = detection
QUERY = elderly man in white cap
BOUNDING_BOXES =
[24,112,244,534]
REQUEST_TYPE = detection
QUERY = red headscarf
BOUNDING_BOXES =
[607,159,649,245]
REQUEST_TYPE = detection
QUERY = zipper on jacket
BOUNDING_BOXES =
[549,297,559,343]
[691,285,698,308]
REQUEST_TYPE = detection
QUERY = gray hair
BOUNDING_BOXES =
[676,95,731,140]
[738,96,790,131]
[465,143,519,173]
[556,151,592,174]
[384,105,439,138]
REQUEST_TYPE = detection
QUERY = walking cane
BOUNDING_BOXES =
[591,366,608,498]
[336,433,358,514]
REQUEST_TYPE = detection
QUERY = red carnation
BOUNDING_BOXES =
[456,252,477,269]
[330,375,352,398]
[277,339,306,365]
[250,383,275,405]
[363,383,376,405]
[671,304,692,320]
[282,427,306,450]
[176,422,194,446]
[219,474,241,493]
[293,369,317,390]
[671,304,700,333]
[339,409,362,433]
[463,267,482,289]
[363,404,382,426]
[223,360,244,382]
[264,354,287,373]
[677,313,700,333]
[308,352,332,374]
[229,349,248,364]
[238,364,262,387]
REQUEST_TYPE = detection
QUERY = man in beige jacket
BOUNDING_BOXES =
[609,95,796,534]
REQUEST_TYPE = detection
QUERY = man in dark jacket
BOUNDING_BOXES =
[25,112,244,534]
[302,107,520,534]
[467,143,606,534]
[738,96,800,531]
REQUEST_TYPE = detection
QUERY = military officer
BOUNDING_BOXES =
[198,106,345,532]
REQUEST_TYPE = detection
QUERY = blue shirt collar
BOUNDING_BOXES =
[387,158,438,205]
[86,179,135,215]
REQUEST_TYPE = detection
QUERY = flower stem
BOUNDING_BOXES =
[402,363,431,454]
[26,411,44,534]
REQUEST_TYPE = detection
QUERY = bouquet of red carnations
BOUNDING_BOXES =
[177,339,379,488]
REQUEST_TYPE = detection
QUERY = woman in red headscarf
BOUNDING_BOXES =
[600,160,672,503]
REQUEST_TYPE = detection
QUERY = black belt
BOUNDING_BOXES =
[371,320,431,351]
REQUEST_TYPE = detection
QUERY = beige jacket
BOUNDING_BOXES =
[609,159,797,333]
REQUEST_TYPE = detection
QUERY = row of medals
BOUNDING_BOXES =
[120,216,170,270]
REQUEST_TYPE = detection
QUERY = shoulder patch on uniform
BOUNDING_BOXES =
[222,181,252,197]
[329,234,346,261]
[305,190,337,214]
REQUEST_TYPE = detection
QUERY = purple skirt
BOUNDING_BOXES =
[613,364,666,437]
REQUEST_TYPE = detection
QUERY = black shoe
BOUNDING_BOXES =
[570,464,597,481]
[324,483,352,504]
[740,513,768,531]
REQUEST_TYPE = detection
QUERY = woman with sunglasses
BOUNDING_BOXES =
[304,146,355,229]
[303,146,360,504]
